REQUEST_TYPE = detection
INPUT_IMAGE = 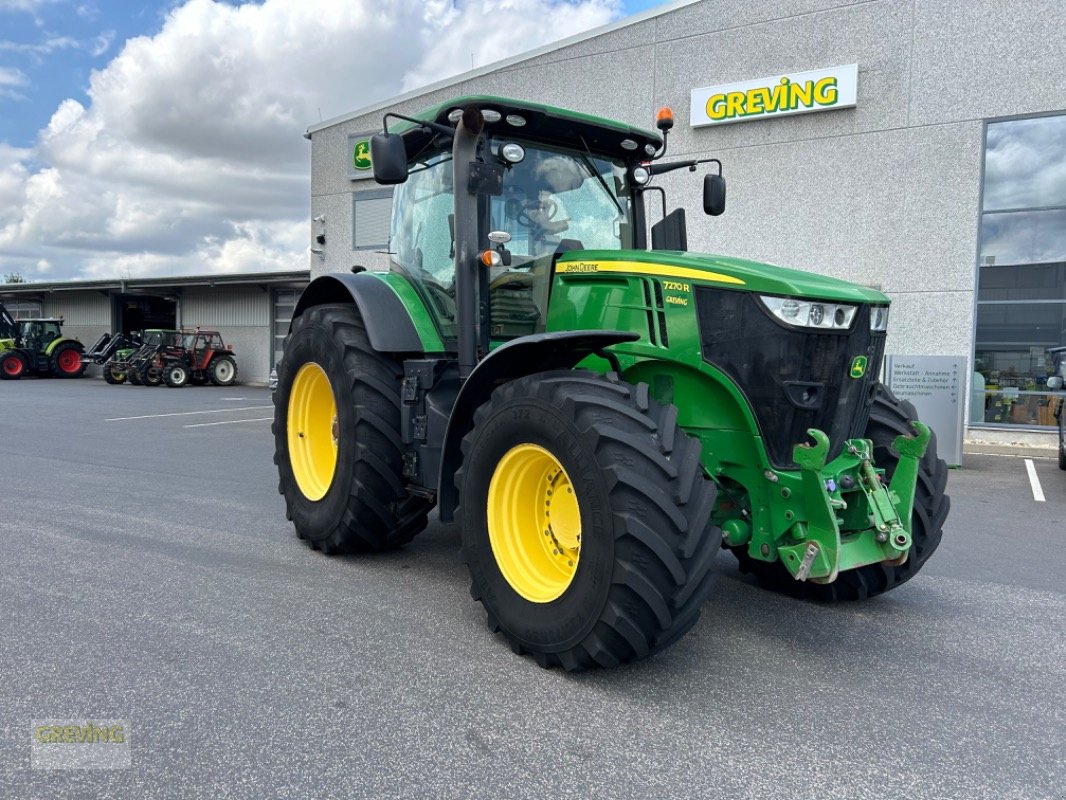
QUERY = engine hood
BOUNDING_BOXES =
[555,250,890,305]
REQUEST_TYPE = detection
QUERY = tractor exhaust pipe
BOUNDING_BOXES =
[452,108,484,381]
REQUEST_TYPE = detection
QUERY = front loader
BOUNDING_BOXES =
[0,301,86,380]
[273,97,949,670]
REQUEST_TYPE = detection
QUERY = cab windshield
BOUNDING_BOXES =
[389,140,633,341]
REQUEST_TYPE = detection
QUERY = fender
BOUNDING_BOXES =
[292,273,422,353]
[44,337,83,356]
[436,329,639,522]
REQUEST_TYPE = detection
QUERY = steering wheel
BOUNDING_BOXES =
[516,197,558,228]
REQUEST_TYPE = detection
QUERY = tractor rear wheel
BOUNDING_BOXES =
[456,370,719,670]
[731,382,950,600]
[51,343,86,378]
[273,303,430,553]
[209,356,238,386]
[1,351,26,380]
[164,364,189,388]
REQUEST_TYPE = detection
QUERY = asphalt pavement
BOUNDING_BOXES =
[0,378,1063,799]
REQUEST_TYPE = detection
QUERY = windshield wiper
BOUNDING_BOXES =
[578,135,624,217]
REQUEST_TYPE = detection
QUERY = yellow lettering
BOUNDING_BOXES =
[746,87,766,114]
[725,92,744,118]
[789,80,813,109]
[34,726,50,743]
[706,94,726,120]
[813,76,838,105]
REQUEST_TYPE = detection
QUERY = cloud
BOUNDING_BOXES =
[0,0,620,281]
[0,65,28,97]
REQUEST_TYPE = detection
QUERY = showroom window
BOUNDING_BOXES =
[974,113,1066,427]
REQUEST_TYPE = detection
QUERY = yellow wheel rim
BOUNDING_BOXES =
[487,443,581,603]
[287,362,339,502]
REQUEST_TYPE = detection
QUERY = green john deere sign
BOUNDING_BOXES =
[353,139,372,170]
[348,133,375,180]
[850,355,868,379]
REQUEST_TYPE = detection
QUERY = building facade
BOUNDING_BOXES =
[0,271,309,384]
[306,0,1066,441]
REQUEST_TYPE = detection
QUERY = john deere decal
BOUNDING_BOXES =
[850,355,868,379]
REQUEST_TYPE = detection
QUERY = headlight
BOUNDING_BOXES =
[870,305,889,332]
[759,295,857,331]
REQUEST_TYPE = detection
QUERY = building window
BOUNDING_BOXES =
[974,113,1066,427]
[352,189,392,250]
[4,300,42,319]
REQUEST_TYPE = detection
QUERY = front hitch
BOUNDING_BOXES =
[776,422,931,582]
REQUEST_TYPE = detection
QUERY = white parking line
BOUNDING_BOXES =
[1024,458,1046,502]
[106,406,271,421]
[183,417,272,429]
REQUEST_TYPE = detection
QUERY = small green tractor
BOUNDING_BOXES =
[273,97,949,670]
[0,301,86,380]
[84,331,143,383]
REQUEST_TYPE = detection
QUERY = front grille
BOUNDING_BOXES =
[694,288,886,469]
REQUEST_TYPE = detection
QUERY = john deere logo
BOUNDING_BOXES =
[850,356,868,379]
[353,139,372,171]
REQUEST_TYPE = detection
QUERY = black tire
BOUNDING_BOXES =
[1,351,27,380]
[143,365,163,386]
[732,382,950,601]
[164,363,189,388]
[209,355,238,386]
[128,369,142,385]
[51,342,86,378]
[457,370,719,670]
[273,303,430,553]
[103,363,120,384]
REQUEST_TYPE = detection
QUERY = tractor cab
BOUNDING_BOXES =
[18,319,62,350]
[375,97,722,353]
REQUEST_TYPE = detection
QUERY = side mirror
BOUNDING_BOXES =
[704,173,726,216]
[370,133,408,185]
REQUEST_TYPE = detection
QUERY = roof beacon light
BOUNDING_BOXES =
[656,107,674,132]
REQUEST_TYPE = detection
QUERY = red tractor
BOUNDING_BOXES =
[160,329,238,387]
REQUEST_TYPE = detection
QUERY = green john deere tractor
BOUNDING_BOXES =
[0,301,86,380]
[273,97,949,670]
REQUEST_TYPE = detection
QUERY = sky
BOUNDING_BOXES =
[0,0,671,282]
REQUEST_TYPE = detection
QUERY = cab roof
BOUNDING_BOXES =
[396,95,663,163]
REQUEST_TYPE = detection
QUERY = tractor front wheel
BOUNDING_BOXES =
[273,303,430,553]
[456,370,719,670]
[52,343,86,378]
[1,351,27,380]
[164,364,189,388]
[209,356,238,386]
[731,382,950,600]
[143,366,163,386]
[104,363,126,384]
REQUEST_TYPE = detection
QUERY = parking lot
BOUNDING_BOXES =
[1,379,1063,799]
